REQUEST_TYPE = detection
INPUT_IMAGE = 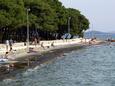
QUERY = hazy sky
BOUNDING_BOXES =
[59,0,115,32]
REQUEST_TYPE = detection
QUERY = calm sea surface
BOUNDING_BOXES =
[85,33,115,40]
[0,43,115,86]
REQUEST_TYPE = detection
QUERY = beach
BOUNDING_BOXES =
[0,38,105,80]
[0,38,104,58]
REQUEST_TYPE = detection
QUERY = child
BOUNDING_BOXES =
[4,52,9,59]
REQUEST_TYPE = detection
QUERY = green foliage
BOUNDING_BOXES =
[66,8,89,36]
[0,0,90,39]
[0,0,26,29]
[0,11,11,28]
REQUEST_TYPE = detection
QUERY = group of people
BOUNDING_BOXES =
[0,39,13,60]
[4,39,14,59]
[5,39,13,52]
[0,39,15,69]
[89,37,97,44]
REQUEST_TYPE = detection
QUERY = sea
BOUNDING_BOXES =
[0,34,115,86]
[84,33,115,40]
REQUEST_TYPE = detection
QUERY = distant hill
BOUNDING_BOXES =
[85,31,108,35]
[84,31,115,39]
[108,31,115,34]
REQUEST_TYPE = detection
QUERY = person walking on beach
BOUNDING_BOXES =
[4,52,9,59]
[5,40,10,52]
[37,37,40,45]
[51,42,54,47]
[9,39,13,51]
[41,42,45,49]
[34,37,37,47]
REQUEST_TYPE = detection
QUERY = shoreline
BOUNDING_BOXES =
[0,44,86,80]
[0,38,106,80]
[6,38,106,60]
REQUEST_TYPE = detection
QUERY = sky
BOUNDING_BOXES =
[59,0,115,32]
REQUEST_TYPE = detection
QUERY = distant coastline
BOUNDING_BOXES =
[85,30,115,40]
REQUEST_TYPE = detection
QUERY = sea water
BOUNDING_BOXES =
[0,43,115,86]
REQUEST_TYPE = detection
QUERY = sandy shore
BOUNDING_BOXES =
[0,38,106,64]
[0,38,106,80]
[3,38,105,61]
[0,44,85,80]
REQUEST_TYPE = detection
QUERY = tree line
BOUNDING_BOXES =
[0,0,89,42]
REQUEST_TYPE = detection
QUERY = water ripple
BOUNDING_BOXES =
[1,44,115,86]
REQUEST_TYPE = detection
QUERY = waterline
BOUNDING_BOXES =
[0,44,115,86]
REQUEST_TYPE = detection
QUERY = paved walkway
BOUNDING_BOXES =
[0,38,104,60]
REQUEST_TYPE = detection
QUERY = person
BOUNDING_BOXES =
[5,40,9,52]
[37,37,40,45]
[4,52,9,59]
[9,39,13,51]
[41,42,45,49]
[80,38,83,43]
[51,42,54,47]
[4,52,14,69]
[0,54,8,62]
[34,37,37,47]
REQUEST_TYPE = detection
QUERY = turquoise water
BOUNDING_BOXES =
[1,44,115,86]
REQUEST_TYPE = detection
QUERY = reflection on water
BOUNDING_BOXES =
[1,44,115,86]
